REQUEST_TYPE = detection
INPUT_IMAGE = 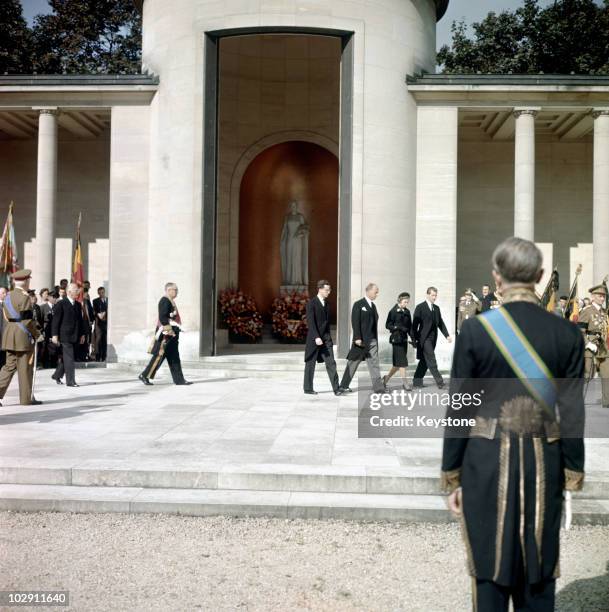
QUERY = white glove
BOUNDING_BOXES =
[586,342,598,354]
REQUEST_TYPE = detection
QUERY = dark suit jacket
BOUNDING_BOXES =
[51,298,85,344]
[346,298,379,361]
[0,300,4,349]
[412,301,449,358]
[304,296,333,363]
[480,293,496,312]
[93,297,108,328]
[442,301,584,586]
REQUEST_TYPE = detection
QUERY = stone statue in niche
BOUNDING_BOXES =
[280,200,309,288]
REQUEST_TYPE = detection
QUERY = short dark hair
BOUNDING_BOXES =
[559,295,568,301]
[482,284,490,289]
[317,279,331,289]
[60,279,68,283]
[426,286,438,295]
[98,286,105,293]
[39,287,49,296]
[50,291,59,299]
[28,289,35,296]
[397,292,410,301]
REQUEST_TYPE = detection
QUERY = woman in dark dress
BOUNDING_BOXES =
[383,292,413,391]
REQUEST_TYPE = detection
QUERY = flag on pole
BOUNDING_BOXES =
[0,201,19,287]
[565,264,582,322]
[71,212,84,302]
[540,269,559,313]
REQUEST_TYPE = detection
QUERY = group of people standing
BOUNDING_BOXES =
[303,281,454,395]
[0,270,109,405]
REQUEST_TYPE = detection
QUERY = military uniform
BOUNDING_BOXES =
[442,287,585,611]
[578,284,609,407]
[457,290,481,333]
[139,295,190,385]
[0,270,43,406]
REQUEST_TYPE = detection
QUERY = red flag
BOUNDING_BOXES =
[71,212,84,302]
[0,201,19,287]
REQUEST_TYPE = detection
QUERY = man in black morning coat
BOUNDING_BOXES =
[51,282,86,387]
[442,237,585,612]
[303,280,341,395]
[339,283,385,393]
[412,286,453,388]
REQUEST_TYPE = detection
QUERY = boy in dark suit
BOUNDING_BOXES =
[412,286,453,388]
[303,280,341,395]
[339,283,385,393]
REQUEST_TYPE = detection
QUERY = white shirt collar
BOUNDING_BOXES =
[317,294,325,306]
[365,296,372,308]
[426,300,434,310]
[68,297,75,305]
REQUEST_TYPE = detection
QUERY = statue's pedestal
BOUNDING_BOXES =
[280,285,308,295]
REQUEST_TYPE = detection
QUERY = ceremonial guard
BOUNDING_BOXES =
[442,238,585,611]
[303,280,341,395]
[578,283,608,408]
[457,288,481,333]
[139,282,191,386]
[0,270,43,406]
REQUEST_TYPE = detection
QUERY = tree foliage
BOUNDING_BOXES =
[0,0,33,74]
[438,0,609,75]
[0,0,141,75]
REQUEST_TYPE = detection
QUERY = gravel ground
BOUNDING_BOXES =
[1,512,608,612]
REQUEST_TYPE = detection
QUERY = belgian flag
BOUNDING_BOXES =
[71,212,84,302]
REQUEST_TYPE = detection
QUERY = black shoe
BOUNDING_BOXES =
[139,374,153,386]
[304,390,318,395]
[412,381,424,388]
[67,383,80,388]
[437,382,446,390]
[338,386,351,394]
[176,381,193,386]
[29,399,43,405]
[52,376,63,385]
[334,389,343,396]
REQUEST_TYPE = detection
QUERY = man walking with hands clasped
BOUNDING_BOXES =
[303,280,341,395]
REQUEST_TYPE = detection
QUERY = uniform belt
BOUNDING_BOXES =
[470,415,560,441]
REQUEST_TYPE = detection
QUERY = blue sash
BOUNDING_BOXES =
[4,293,34,343]
[478,306,556,411]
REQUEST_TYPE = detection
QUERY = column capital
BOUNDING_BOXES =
[33,107,59,116]
[592,108,609,119]
[513,107,540,118]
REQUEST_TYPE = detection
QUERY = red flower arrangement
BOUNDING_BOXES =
[271,290,309,342]
[218,288,263,342]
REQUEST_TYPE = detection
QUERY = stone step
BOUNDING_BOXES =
[1,484,607,524]
[2,463,608,500]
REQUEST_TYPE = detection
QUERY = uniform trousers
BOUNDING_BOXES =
[0,350,34,405]
[141,335,185,384]
[584,353,609,407]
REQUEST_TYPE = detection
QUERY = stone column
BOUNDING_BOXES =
[513,108,538,241]
[593,109,609,282]
[35,108,58,289]
[415,106,458,369]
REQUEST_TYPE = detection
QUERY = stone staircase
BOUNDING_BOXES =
[1,463,607,523]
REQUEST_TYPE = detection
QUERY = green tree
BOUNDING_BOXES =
[0,0,33,74]
[32,0,142,74]
[438,0,609,75]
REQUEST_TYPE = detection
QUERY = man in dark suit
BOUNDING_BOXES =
[480,284,497,312]
[40,291,58,369]
[92,287,108,362]
[51,283,86,387]
[139,282,191,386]
[303,280,341,395]
[339,283,385,393]
[412,286,453,388]
[442,237,585,611]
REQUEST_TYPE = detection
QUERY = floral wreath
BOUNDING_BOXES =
[218,288,263,341]
[271,290,309,341]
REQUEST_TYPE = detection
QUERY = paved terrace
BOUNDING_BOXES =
[0,364,608,522]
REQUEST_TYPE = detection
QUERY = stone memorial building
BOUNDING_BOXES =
[0,0,607,366]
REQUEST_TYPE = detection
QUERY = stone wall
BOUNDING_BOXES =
[0,133,110,292]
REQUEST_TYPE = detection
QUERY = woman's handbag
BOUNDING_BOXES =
[389,329,406,345]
